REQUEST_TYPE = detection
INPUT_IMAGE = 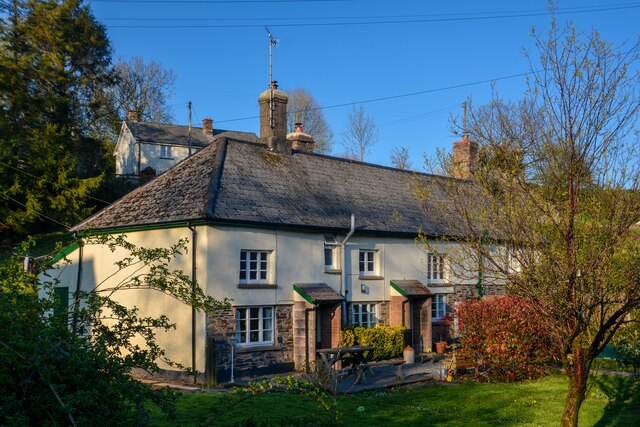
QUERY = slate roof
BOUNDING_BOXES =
[390,280,433,298]
[293,283,344,304]
[125,120,258,148]
[72,136,476,236]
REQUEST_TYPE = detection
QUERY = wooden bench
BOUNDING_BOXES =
[443,351,478,375]
[353,359,406,385]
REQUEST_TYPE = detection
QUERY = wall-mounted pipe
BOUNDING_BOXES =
[187,223,198,381]
[340,214,355,324]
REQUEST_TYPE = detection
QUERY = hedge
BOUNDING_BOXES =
[340,325,406,361]
[456,296,558,381]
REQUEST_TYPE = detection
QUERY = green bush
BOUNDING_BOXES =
[340,326,406,361]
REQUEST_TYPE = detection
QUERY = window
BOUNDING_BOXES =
[427,253,446,282]
[324,235,339,270]
[432,294,447,320]
[359,250,376,275]
[53,287,69,319]
[351,303,378,327]
[239,250,269,284]
[160,145,172,158]
[236,307,274,345]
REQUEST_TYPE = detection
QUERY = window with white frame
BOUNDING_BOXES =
[431,294,447,320]
[351,303,378,327]
[359,250,376,275]
[236,306,274,345]
[160,145,172,158]
[239,250,269,284]
[427,253,446,282]
[324,235,339,270]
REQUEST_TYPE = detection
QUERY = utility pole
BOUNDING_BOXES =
[188,101,192,157]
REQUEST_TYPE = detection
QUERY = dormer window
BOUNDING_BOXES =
[160,145,172,159]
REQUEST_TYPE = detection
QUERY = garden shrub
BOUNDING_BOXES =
[340,326,406,361]
[455,296,557,381]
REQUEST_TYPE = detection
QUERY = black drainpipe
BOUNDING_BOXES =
[187,223,198,382]
[72,235,84,334]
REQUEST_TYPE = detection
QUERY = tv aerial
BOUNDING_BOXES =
[265,26,279,89]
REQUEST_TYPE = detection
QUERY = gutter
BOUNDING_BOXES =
[340,214,355,324]
[187,223,198,381]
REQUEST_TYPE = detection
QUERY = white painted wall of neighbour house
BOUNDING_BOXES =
[114,123,202,176]
[138,143,198,176]
[114,125,136,176]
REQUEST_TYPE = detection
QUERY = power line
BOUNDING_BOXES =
[95,3,640,23]
[379,104,461,128]
[104,4,640,28]
[93,0,344,3]
[3,194,71,230]
[215,71,531,124]
[0,160,112,206]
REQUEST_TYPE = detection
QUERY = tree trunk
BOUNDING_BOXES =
[561,350,589,427]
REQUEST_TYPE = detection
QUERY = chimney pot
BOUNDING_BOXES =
[202,117,213,135]
[127,110,139,121]
[287,126,315,153]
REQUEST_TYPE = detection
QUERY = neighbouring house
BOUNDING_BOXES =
[44,84,505,385]
[114,110,257,177]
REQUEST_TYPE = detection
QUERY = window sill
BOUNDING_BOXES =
[323,268,341,274]
[237,283,277,289]
[236,344,280,353]
[358,275,384,280]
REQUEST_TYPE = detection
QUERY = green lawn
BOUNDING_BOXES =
[148,374,639,426]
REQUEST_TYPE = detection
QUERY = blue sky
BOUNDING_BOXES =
[90,0,640,168]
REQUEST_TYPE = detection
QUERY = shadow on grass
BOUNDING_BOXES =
[592,375,640,427]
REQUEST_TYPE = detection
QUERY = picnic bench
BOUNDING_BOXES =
[443,350,478,375]
[353,358,406,385]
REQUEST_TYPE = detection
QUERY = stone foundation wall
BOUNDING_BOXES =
[206,305,294,385]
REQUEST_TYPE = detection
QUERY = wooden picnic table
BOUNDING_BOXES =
[316,346,374,384]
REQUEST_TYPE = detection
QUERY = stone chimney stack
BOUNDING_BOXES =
[127,110,139,121]
[258,82,291,155]
[452,134,478,180]
[287,122,315,153]
[202,117,213,135]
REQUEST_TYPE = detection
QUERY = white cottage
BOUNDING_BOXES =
[48,85,503,384]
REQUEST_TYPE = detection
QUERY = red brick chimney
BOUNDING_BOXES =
[258,82,291,155]
[286,122,315,153]
[127,110,139,121]
[452,134,478,179]
[202,117,213,135]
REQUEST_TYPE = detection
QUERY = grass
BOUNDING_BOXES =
[148,374,639,426]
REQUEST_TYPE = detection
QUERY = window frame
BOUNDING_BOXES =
[235,306,275,346]
[431,294,447,320]
[427,252,447,283]
[159,144,172,159]
[351,302,379,328]
[358,249,377,276]
[239,250,270,285]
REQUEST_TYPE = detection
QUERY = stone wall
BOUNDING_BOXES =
[206,305,294,385]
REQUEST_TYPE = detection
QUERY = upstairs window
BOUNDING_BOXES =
[427,253,446,282]
[351,303,378,328]
[160,145,172,159]
[359,250,376,275]
[324,235,339,270]
[239,250,269,284]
